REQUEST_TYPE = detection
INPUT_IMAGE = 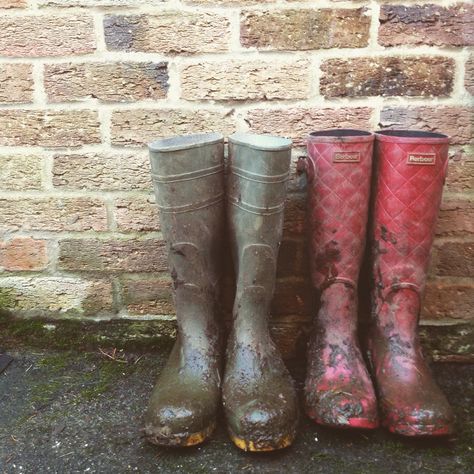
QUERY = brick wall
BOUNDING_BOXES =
[0,0,472,356]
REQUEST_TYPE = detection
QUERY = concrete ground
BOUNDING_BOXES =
[0,347,473,474]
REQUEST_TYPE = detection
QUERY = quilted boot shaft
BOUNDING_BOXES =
[305,129,378,429]
[369,129,454,436]
[144,133,225,447]
[223,133,298,452]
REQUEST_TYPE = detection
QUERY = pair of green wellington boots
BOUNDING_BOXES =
[144,132,298,451]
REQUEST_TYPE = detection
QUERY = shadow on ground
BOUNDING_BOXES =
[0,347,473,474]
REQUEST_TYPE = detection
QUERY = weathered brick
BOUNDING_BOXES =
[270,321,308,360]
[466,55,474,95]
[0,155,42,190]
[45,62,168,103]
[185,0,274,4]
[113,197,160,232]
[59,239,168,273]
[436,199,474,237]
[39,0,164,5]
[277,240,309,278]
[121,278,173,315]
[0,0,26,7]
[321,57,454,98]
[247,107,373,147]
[422,280,474,321]
[446,147,474,194]
[52,152,151,191]
[111,109,235,147]
[0,64,33,103]
[436,241,474,277]
[0,277,113,316]
[181,59,310,102]
[0,110,101,147]
[283,194,307,239]
[379,107,473,145]
[379,4,474,47]
[241,8,370,50]
[104,13,230,54]
[0,15,95,57]
[0,238,48,271]
[0,198,107,232]
[271,279,311,318]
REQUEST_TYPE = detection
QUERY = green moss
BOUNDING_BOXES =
[0,287,16,310]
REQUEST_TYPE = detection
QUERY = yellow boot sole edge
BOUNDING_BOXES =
[146,421,216,448]
[230,432,295,452]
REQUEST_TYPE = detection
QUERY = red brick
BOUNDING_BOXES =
[241,8,370,50]
[52,152,151,190]
[104,13,230,54]
[0,154,43,190]
[321,57,454,98]
[181,60,310,101]
[0,110,101,147]
[247,107,373,147]
[0,238,48,271]
[0,64,33,103]
[272,279,311,318]
[283,194,307,239]
[0,15,95,57]
[435,241,474,277]
[379,4,474,47]
[0,198,107,232]
[113,197,160,232]
[379,107,473,145]
[436,199,474,237]
[121,278,174,315]
[446,148,474,194]
[59,239,168,273]
[45,62,169,103]
[422,280,474,321]
[111,109,235,147]
[0,0,26,7]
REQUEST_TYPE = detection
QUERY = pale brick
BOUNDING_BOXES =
[45,62,168,103]
[59,239,168,273]
[241,8,370,50]
[0,15,95,57]
[111,109,235,147]
[379,4,474,47]
[0,277,113,316]
[379,107,473,145]
[52,152,151,191]
[446,146,474,194]
[0,155,42,190]
[436,199,474,237]
[321,57,454,98]
[181,60,310,101]
[436,241,474,277]
[113,197,160,232]
[0,198,107,232]
[0,238,48,271]
[247,107,373,147]
[0,0,26,7]
[121,278,173,315]
[104,12,230,54]
[39,0,164,5]
[466,55,474,95]
[185,0,274,4]
[422,280,474,321]
[0,110,101,147]
[0,64,33,104]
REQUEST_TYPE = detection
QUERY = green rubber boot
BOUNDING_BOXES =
[223,133,299,452]
[144,133,225,447]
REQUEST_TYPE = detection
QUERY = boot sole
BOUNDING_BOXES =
[229,429,295,452]
[385,421,453,437]
[307,413,379,430]
[145,421,216,447]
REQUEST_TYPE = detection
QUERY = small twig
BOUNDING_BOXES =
[10,435,18,443]
[59,451,74,458]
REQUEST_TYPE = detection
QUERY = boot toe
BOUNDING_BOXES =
[308,391,378,429]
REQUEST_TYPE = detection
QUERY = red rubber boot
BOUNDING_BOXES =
[305,129,378,429]
[368,130,454,436]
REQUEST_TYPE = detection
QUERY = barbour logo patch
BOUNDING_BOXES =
[333,151,360,163]
[407,153,436,165]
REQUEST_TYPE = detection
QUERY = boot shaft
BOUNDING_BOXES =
[306,129,374,289]
[371,130,449,296]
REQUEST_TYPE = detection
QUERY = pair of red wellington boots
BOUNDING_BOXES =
[305,129,454,437]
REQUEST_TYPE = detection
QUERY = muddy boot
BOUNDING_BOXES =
[304,129,378,429]
[144,133,225,447]
[223,133,298,452]
[368,130,454,436]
